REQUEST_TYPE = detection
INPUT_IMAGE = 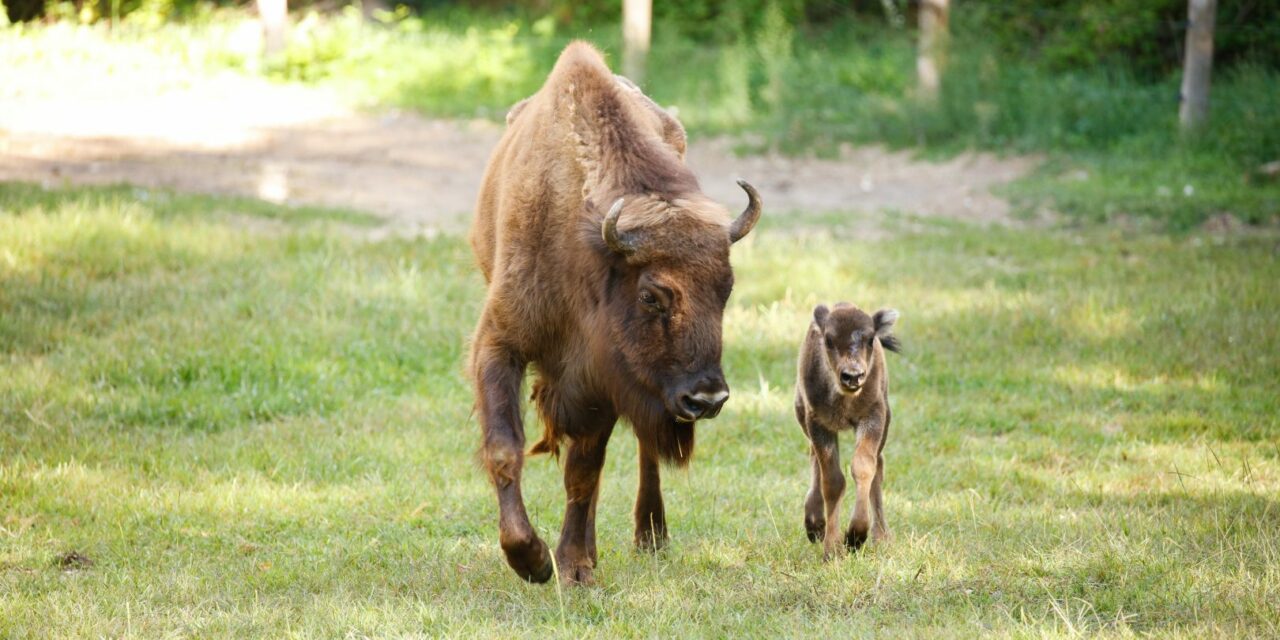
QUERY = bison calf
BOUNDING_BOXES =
[794,302,901,559]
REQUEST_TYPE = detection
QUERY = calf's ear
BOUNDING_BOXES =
[813,304,830,326]
[873,308,899,337]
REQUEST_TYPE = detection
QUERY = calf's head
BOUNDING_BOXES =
[812,303,900,393]
[595,181,761,422]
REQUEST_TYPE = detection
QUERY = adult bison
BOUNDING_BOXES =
[468,41,762,585]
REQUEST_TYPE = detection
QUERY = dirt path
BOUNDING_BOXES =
[0,76,1038,234]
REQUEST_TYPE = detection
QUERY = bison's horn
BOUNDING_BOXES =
[601,198,636,255]
[730,179,762,243]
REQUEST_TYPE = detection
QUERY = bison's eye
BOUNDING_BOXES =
[639,289,664,312]
[823,335,834,350]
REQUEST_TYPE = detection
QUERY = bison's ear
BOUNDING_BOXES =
[873,308,899,336]
[812,304,830,326]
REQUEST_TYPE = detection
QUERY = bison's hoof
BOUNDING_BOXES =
[555,546,598,587]
[804,517,825,543]
[634,529,668,553]
[558,562,596,587]
[844,527,869,552]
[501,534,553,583]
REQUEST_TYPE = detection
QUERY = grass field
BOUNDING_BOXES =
[1,183,1277,637]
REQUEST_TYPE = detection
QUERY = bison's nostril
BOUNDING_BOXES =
[840,371,855,385]
[679,389,730,420]
[706,389,729,411]
[680,394,709,417]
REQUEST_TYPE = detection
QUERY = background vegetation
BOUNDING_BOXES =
[3,0,1278,227]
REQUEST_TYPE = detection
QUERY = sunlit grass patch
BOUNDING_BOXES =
[1,183,1277,636]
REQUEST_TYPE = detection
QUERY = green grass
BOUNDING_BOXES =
[2,183,1278,637]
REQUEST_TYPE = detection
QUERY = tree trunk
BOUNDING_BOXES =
[257,0,288,59]
[623,0,651,86]
[916,0,949,100]
[1179,0,1216,131]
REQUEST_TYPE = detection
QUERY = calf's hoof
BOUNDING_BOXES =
[844,527,869,552]
[822,542,846,562]
[804,517,825,543]
[501,533,554,583]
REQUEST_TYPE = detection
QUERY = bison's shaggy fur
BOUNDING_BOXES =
[467,41,761,585]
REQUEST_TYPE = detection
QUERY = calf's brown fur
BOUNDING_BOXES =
[794,302,901,559]
[468,41,762,585]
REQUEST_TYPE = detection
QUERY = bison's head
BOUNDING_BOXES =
[593,181,762,423]
[812,303,900,394]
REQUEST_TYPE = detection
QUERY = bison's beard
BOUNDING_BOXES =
[654,418,696,467]
[619,386,697,467]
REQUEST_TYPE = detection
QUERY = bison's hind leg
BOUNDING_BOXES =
[634,443,668,552]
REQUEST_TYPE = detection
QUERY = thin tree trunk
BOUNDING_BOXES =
[623,0,651,86]
[1179,0,1216,131]
[257,0,287,58]
[916,0,949,100]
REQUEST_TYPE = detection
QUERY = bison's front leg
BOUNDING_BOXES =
[634,444,667,551]
[473,337,552,583]
[556,422,614,586]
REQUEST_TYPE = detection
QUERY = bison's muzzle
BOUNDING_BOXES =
[669,372,730,422]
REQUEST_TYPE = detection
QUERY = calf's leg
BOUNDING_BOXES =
[803,444,825,542]
[797,401,824,542]
[870,455,889,542]
[871,406,891,542]
[845,423,884,551]
[810,425,846,560]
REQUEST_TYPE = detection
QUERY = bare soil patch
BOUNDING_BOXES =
[0,78,1038,234]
